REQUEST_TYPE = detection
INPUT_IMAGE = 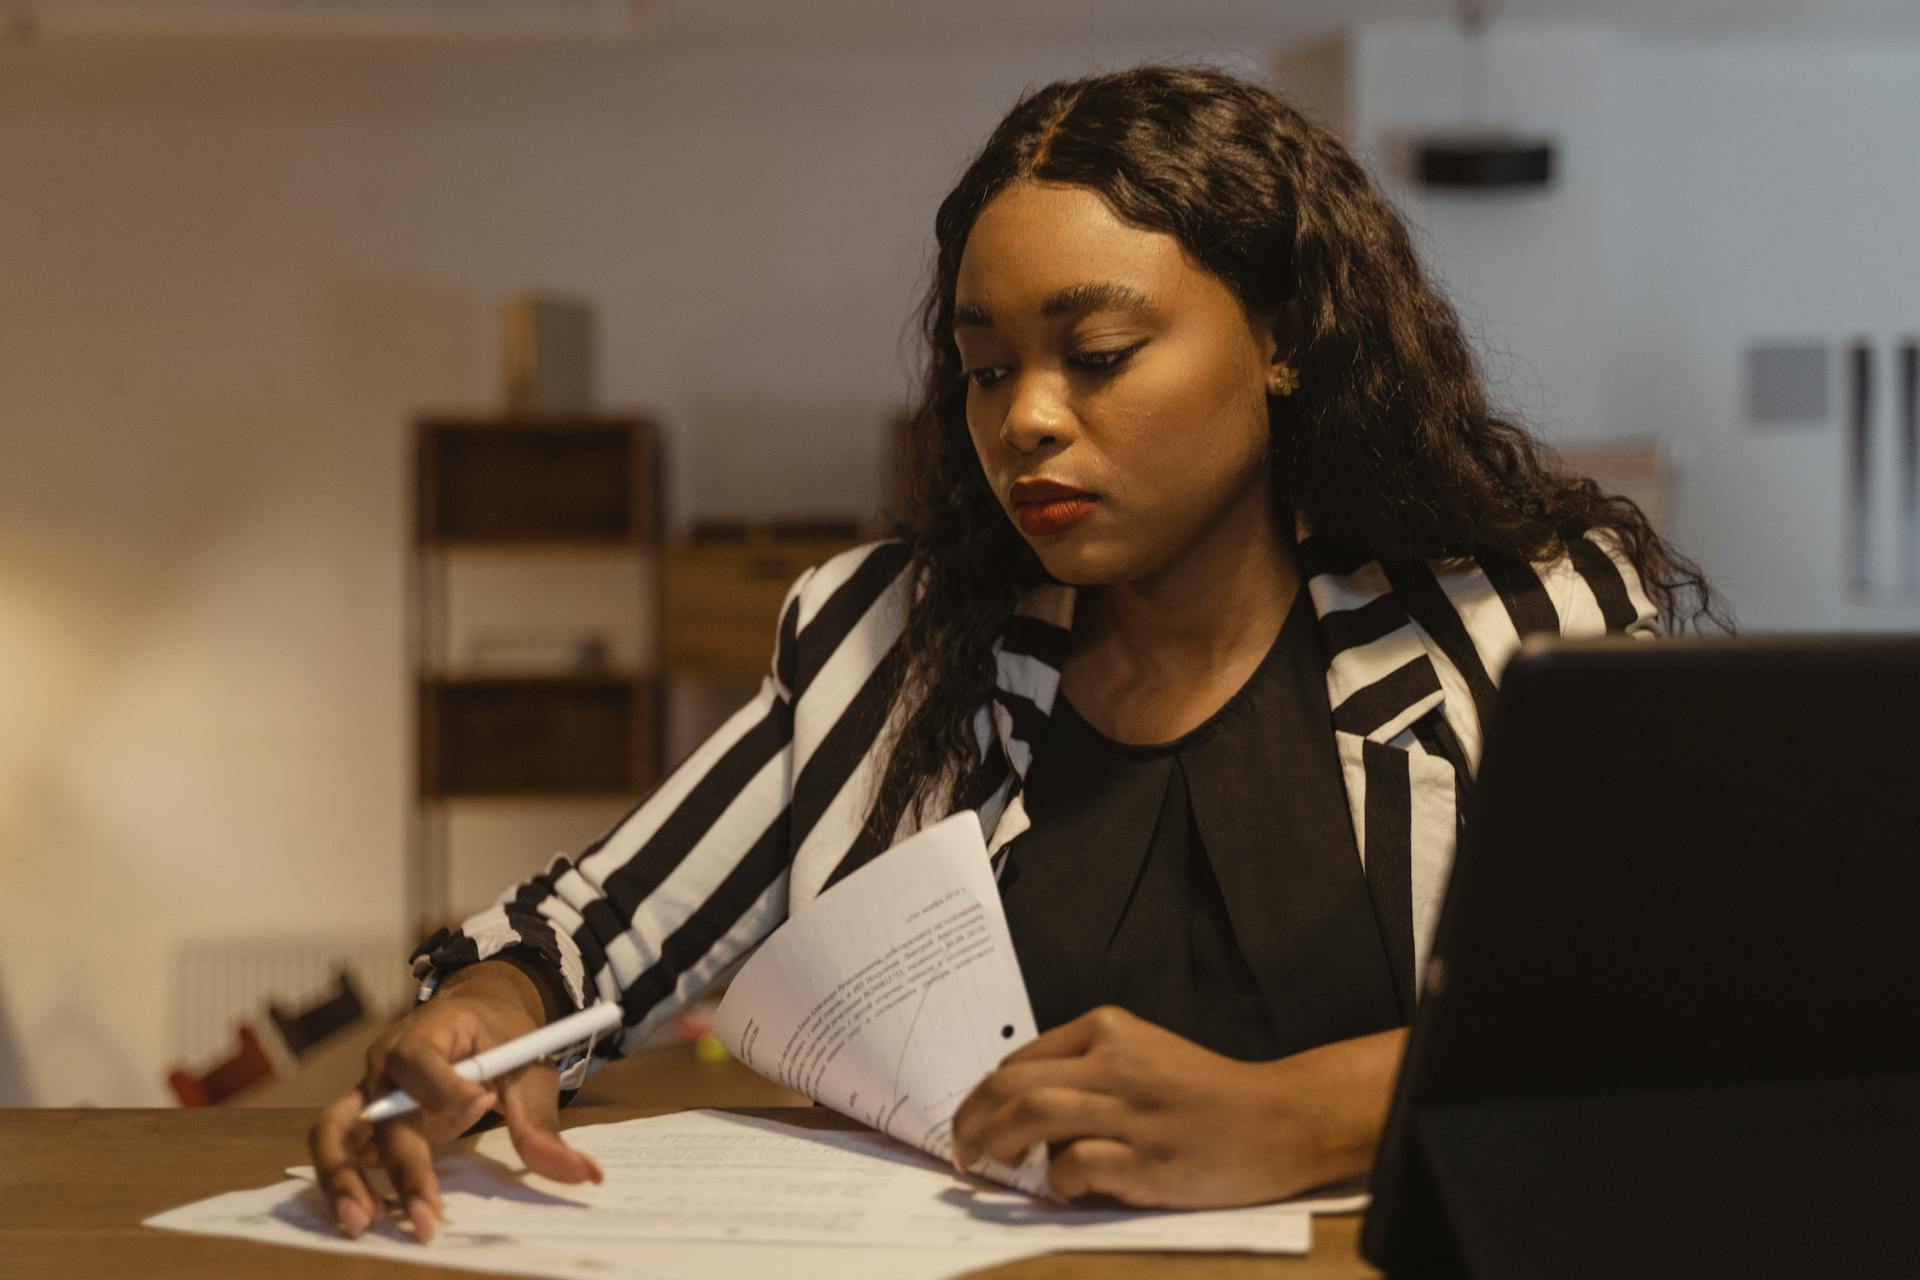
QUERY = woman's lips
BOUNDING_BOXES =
[1015,497,1096,536]
[1009,480,1098,537]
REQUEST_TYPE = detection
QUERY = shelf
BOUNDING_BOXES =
[419,536,656,552]
[415,417,659,544]
[417,675,658,799]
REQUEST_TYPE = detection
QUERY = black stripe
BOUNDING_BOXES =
[1296,535,1373,582]
[961,748,1013,812]
[820,816,889,894]
[415,928,478,986]
[591,699,792,939]
[997,614,1073,665]
[569,916,608,995]
[1331,654,1442,738]
[618,812,792,1032]
[495,911,573,1020]
[775,588,801,694]
[991,689,1050,755]
[578,795,653,861]
[1317,592,1406,659]
[409,926,453,966]
[824,741,1015,894]
[1361,739,1417,1018]
[1565,536,1637,633]
[792,542,913,697]
[1386,561,1500,738]
[789,641,908,847]
[1479,551,1559,639]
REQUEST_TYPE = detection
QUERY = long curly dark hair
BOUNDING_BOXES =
[868,63,1725,841]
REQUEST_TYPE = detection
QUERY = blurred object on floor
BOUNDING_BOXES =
[167,1025,275,1107]
[268,971,366,1058]
[170,936,415,1070]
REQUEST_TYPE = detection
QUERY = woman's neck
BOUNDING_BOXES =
[1069,478,1300,702]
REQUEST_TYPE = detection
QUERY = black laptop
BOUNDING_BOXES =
[1361,634,1920,1280]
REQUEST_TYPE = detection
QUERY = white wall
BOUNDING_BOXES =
[1351,21,1623,448]
[1610,40,1920,629]
[1346,21,1920,630]
[0,35,1287,1104]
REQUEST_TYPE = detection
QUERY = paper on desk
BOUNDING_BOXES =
[145,1174,1040,1280]
[268,1108,1315,1254]
[713,810,1052,1196]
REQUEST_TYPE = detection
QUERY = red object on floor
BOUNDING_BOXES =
[167,1024,275,1107]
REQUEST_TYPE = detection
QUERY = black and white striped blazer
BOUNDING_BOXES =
[414,518,1659,1068]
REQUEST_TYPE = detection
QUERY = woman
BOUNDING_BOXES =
[312,64,1720,1240]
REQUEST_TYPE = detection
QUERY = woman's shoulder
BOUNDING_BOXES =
[769,539,918,696]
[779,538,915,618]
[1427,528,1660,643]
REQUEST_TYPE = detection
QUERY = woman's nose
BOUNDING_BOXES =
[998,373,1075,455]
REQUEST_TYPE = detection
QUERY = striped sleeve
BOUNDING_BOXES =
[1546,528,1663,641]
[409,557,822,1064]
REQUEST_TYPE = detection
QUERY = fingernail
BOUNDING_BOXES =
[587,1156,605,1184]
[407,1194,437,1244]
[334,1197,367,1238]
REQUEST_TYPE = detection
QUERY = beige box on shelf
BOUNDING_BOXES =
[663,527,866,680]
[504,294,594,416]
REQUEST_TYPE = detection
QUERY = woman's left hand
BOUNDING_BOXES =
[949,1005,1401,1209]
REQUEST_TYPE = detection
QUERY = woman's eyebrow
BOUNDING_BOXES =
[952,281,1158,331]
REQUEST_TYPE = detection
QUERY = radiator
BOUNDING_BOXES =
[168,936,417,1066]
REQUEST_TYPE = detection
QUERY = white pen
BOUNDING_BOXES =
[358,1001,624,1124]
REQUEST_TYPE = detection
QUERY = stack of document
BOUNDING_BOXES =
[150,1111,1364,1279]
[147,813,1366,1278]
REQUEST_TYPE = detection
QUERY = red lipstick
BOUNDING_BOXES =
[1009,478,1097,537]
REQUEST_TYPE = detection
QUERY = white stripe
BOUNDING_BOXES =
[611,746,791,987]
[525,891,591,1009]
[1325,621,1434,724]
[789,558,909,775]
[625,869,791,1046]
[1431,559,1524,680]
[985,785,1032,867]
[994,701,1034,778]
[787,723,894,905]
[1548,550,1610,638]
[1334,734,1368,871]
[1405,750,1458,992]
[994,644,1063,715]
[1305,558,1393,615]
[794,543,885,632]
[1582,529,1662,638]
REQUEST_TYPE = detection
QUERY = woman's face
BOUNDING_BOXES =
[954,180,1282,588]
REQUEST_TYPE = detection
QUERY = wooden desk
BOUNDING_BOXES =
[2,1060,1381,1279]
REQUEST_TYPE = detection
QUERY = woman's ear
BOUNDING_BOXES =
[1268,297,1305,369]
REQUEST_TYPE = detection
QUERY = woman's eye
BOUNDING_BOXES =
[1069,343,1144,375]
[965,366,1007,390]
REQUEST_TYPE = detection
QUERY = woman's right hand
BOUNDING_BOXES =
[306,959,604,1243]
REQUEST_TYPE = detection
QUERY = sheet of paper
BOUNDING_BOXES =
[378,1109,1312,1254]
[145,1176,1039,1280]
[714,810,1052,1195]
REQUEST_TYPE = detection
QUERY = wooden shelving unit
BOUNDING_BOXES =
[409,415,663,937]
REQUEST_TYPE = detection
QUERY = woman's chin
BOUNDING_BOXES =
[1028,538,1133,589]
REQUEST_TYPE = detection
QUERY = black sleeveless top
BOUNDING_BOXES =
[999,586,1404,1061]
